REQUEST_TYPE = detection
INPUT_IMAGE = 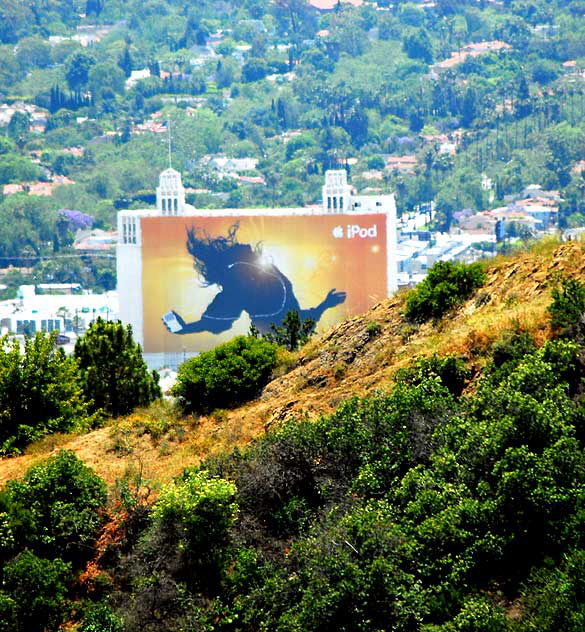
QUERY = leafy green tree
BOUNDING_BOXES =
[15,36,51,70]
[260,309,315,351]
[74,318,161,417]
[0,46,19,88]
[0,154,41,184]
[0,332,92,454]
[1,451,107,564]
[89,62,126,98]
[403,28,434,63]
[172,336,277,414]
[2,551,71,632]
[6,112,30,148]
[118,47,133,78]
[0,0,32,43]
[461,86,478,128]
[65,51,96,90]
[242,57,269,82]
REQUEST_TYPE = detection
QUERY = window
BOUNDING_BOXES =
[17,320,36,335]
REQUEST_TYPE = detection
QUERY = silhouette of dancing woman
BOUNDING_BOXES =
[163,223,346,335]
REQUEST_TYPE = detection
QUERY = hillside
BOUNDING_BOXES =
[0,238,581,488]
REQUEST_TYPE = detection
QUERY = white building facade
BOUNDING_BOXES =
[118,169,398,369]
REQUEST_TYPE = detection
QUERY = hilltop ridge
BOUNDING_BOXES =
[0,239,582,488]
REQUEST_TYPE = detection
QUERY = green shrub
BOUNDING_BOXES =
[548,277,585,331]
[520,549,585,632]
[450,596,509,632]
[404,261,486,324]
[0,593,17,632]
[395,354,470,398]
[172,336,278,414]
[3,550,71,632]
[80,602,124,632]
[2,450,107,565]
[152,469,238,590]
[367,320,382,338]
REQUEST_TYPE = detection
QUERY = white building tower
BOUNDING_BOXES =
[156,168,186,216]
[322,169,353,213]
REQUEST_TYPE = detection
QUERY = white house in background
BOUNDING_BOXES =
[125,68,151,90]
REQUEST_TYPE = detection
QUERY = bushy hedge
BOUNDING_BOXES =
[0,450,108,565]
[172,336,278,414]
[404,261,486,324]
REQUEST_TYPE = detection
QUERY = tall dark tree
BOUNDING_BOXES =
[74,318,161,417]
[461,86,478,128]
[515,73,532,119]
[118,46,133,78]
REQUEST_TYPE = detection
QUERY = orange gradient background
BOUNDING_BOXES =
[141,214,387,353]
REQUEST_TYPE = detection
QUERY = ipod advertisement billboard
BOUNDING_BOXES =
[141,214,388,353]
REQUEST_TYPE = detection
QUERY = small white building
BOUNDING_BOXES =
[0,285,118,338]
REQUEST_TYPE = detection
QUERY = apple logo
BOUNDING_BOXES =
[332,225,344,238]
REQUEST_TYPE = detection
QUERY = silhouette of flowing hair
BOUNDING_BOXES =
[186,222,263,287]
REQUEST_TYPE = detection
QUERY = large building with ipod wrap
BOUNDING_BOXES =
[117,169,397,369]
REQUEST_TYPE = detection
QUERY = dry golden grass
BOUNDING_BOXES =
[1,240,585,489]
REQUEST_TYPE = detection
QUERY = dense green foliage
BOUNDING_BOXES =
[74,318,161,417]
[2,283,585,629]
[2,0,585,285]
[404,261,486,323]
[548,276,585,331]
[1,551,71,632]
[5,0,585,626]
[0,332,92,454]
[0,450,108,564]
[0,452,107,630]
[0,322,158,454]
[172,335,278,414]
[152,470,238,590]
[85,315,585,631]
